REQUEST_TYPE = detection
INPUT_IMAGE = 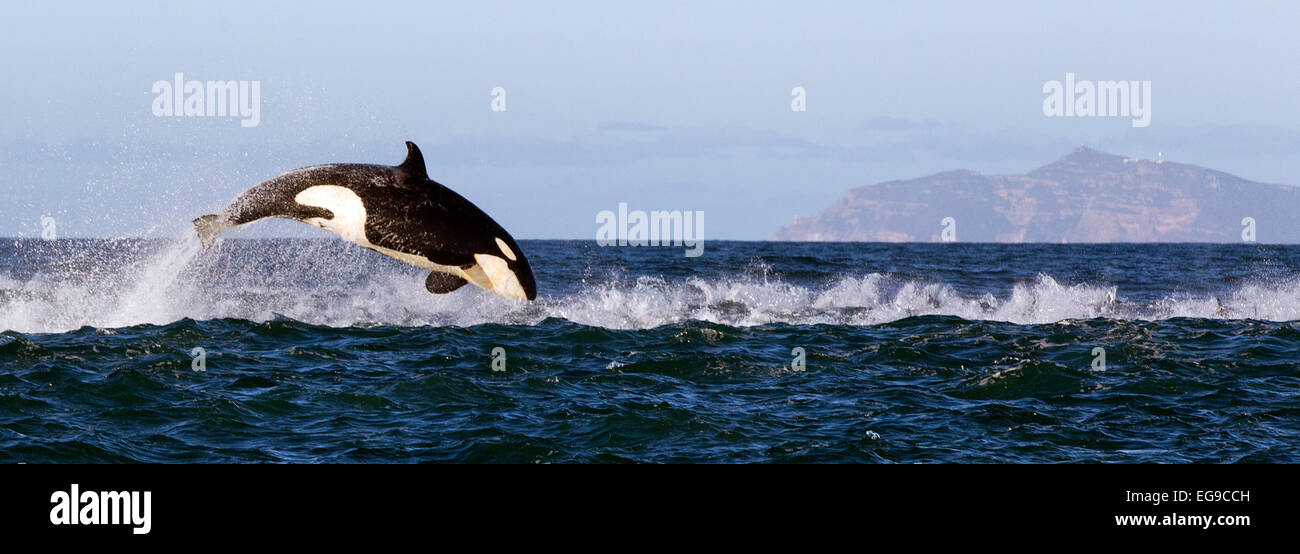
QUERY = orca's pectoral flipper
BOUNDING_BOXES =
[425,270,468,294]
[193,214,228,249]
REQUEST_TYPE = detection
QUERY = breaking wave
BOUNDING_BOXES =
[3,237,1300,334]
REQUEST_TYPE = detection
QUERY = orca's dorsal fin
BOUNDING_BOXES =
[397,141,429,181]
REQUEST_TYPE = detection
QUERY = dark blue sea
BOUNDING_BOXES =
[1,238,1297,463]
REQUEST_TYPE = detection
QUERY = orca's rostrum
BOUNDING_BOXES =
[194,142,537,300]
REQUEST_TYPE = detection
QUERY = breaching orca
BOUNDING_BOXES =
[193,142,537,301]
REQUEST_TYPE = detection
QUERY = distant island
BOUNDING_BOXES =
[774,147,1299,242]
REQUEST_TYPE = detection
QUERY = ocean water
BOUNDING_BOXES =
[1,238,1297,463]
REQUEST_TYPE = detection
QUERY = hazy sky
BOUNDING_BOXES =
[2,1,1298,239]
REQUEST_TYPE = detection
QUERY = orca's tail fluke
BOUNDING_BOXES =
[193,214,227,249]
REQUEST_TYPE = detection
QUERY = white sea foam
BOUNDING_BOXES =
[2,240,1299,334]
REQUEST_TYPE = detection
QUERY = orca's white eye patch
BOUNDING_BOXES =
[494,237,517,261]
[294,185,368,244]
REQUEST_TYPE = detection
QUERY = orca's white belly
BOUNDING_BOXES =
[293,185,527,299]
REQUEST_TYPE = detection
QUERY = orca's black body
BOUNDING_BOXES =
[194,142,537,301]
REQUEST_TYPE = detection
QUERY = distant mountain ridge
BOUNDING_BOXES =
[774,147,1300,242]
